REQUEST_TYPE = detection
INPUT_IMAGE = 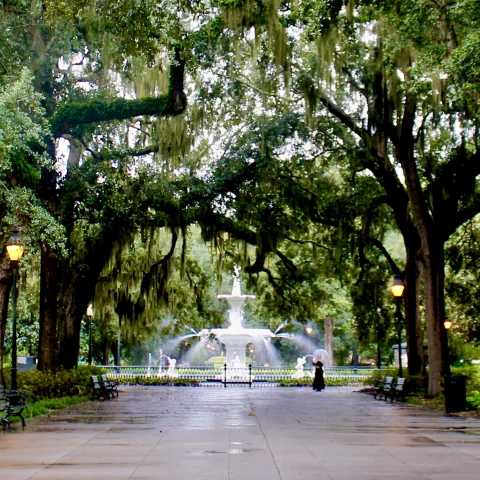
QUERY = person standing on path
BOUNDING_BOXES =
[312,359,325,391]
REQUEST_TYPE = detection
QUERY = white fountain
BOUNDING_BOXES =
[201,266,275,367]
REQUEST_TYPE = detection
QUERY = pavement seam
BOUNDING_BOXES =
[127,430,165,479]
[246,390,283,480]
[303,389,336,480]
[303,439,335,480]
[25,422,112,480]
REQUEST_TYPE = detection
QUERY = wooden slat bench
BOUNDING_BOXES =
[91,375,112,400]
[101,374,119,397]
[390,377,407,402]
[374,376,394,400]
[1,390,27,430]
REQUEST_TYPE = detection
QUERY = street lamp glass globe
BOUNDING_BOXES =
[6,227,24,261]
[444,318,452,330]
[390,276,405,298]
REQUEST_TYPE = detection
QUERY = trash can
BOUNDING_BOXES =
[445,375,467,413]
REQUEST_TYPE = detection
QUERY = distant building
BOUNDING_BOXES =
[17,356,36,370]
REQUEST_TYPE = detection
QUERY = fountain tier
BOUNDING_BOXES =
[201,267,275,366]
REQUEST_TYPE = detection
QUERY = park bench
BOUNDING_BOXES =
[0,386,8,416]
[390,377,407,402]
[91,375,112,400]
[0,385,7,403]
[101,374,119,397]
[0,388,27,430]
[374,376,394,400]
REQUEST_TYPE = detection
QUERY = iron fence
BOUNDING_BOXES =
[101,365,381,387]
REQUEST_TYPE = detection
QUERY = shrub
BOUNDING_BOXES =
[466,390,480,410]
[116,375,200,387]
[363,368,398,387]
[279,378,312,387]
[279,377,358,387]
[17,365,104,401]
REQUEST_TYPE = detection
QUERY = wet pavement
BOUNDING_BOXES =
[0,385,479,479]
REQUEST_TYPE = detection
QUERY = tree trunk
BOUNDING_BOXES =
[420,240,447,396]
[101,339,112,365]
[324,317,334,366]
[0,253,12,386]
[37,136,59,372]
[112,340,119,367]
[404,232,423,377]
[57,231,121,369]
[397,92,445,396]
[58,282,84,369]
[37,242,58,372]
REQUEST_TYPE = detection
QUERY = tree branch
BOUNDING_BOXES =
[51,54,186,137]
[367,237,402,275]
[216,72,302,104]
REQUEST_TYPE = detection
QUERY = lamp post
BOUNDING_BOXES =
[353,340,358,373]
[390,274,405,377]
[5,227,24,402]
[443,317,452,379]
[443,318,454,413]
[86,304,94,365]
[117,327,121,373]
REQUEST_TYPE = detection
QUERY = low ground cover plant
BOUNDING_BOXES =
[279,377,358,387]
[1,365,104,402]
[23,396,89,420]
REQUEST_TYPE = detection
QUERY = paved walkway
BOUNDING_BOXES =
[1,386,480,479]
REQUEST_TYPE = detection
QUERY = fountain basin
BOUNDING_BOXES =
[204,327,275,366]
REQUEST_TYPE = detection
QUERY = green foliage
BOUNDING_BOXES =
[22,396,89,420]
[2,0,480,380]
[2,188,67,255]
[293,0,344,36]
[406,395,445,410]
[17,366,104,400]
[279,376,360,387]
[362,368,398,387]
[452,365,480,402]
[115,376,200,386]
[445,219,480,349]
[51,95,172,137]
[466,391,480,410]
[0,67,67,259]
[279,377,313,387]
[0,68,49,174]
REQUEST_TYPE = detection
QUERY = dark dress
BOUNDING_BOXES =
[312,360,325,391]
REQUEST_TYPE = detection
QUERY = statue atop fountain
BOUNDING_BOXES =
[217,266,255,333]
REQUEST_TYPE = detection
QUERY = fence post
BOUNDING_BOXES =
[224,363,227,388]
[249,364,252,388]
